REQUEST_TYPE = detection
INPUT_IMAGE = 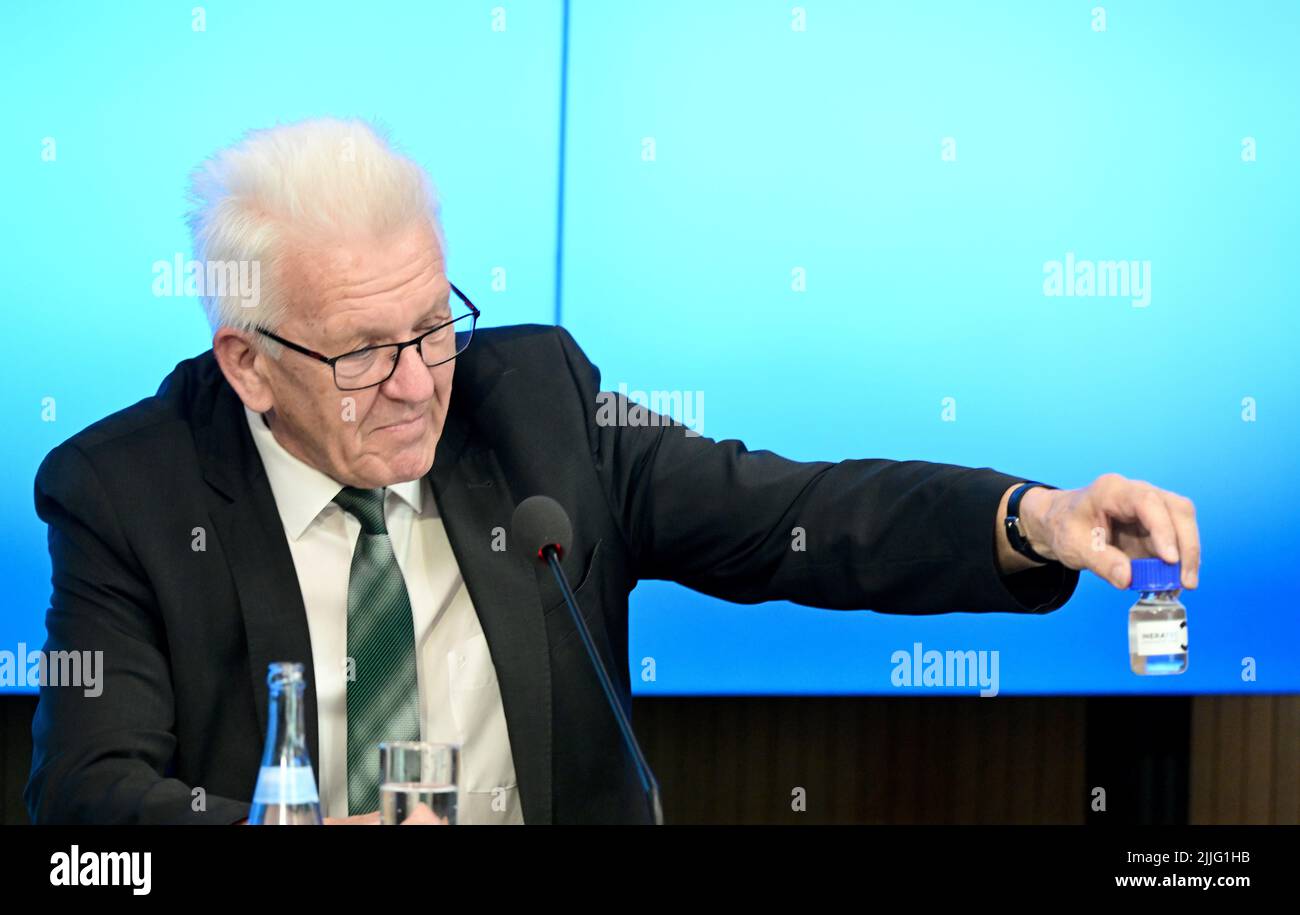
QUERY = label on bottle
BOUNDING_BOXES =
[252,765,320,805]
[1132,620,1187,657]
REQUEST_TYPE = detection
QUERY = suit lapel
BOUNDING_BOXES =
[195,378,322,776]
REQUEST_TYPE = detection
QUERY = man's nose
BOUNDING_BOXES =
[380,343,435,401]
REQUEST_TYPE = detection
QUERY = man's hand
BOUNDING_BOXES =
[999,473,1200,590]
[396,802,449,825]
[324,810,380,825]
[322,806,448,825]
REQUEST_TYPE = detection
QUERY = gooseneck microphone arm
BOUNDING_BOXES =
[513,495,663,825]
[539,542,664,826]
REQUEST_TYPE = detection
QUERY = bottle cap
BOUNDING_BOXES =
[1129,558,1181,591]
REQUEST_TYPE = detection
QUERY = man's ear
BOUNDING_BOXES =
[213,327,275,413]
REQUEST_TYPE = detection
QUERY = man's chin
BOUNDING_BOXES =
[376,441,438,486]
[343,427,441,488]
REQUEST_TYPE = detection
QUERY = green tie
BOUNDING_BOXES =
[333,486,421,814]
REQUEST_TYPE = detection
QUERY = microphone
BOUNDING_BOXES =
[511,495,664,826]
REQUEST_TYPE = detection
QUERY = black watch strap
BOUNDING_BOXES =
[1005,481,1057,565]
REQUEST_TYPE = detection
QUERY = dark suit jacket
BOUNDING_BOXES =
[26,324,1078,824]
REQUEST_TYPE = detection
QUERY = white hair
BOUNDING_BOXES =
[185,117,444,340]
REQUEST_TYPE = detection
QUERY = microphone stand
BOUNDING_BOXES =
[542,543,664,826]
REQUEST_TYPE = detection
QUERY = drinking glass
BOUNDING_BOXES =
[378,741,459,825]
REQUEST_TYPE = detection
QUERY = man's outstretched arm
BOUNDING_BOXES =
[553,328,1198,613]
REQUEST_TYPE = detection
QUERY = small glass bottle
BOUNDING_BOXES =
[1127,559,1188,676]
[247,662,323,824]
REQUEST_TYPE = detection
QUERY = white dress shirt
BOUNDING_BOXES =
[245,406,523,824]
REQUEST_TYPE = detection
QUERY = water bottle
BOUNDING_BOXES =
[247,662,323,824]
[1127,559,1188,676]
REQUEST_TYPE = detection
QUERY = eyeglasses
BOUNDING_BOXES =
[255,282,480,391]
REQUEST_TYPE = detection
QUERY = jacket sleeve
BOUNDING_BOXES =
[555,327,1079,615]
[26,441,251,825]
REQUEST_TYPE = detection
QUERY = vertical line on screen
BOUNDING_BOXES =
[553,0,571,327]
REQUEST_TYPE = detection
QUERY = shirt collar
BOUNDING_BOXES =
[243,406,424,540]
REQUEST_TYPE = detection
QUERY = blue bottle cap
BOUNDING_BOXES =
[1129,558,1181,591]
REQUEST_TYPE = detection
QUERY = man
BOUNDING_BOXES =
[26,118,1200,825]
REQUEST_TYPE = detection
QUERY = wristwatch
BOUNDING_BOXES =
[1005,481,1056,564]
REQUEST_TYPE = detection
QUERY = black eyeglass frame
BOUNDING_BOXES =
[254,282,480,391]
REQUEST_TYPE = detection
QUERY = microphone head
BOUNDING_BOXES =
[511,495,573,564]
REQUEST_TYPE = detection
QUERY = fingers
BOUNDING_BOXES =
[1091,475,1202,590]
[1083,541,1132,589]
[1108,481,1180,564]
[324,810,381,825]
[1164,492,1201,588]
[399,802,445,825]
